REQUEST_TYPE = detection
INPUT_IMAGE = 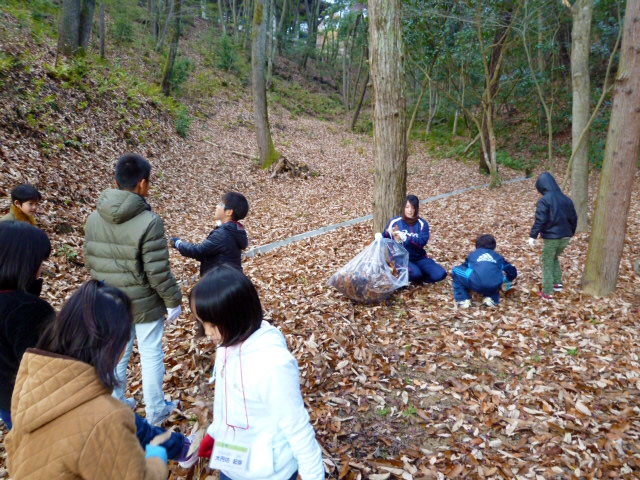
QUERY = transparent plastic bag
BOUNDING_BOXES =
[328,236,409,303]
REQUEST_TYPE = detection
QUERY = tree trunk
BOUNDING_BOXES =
[342,14,362,109]
[350,41,366,110]
[406,75,428,142]
[581,0,640,296]
[252,0,281,168]
[99,1,105,59]
[161,0,181,96]
[200,0,207,19]
[156,0,174,51]
[241,0,254,49]
[569,0,593,233]
[301,0,320,69]
[453,63,465,135]
[58,0,95,56]
[266,0,275,89]
[425,83,439,134]
[522,0,555,165]
[350,70,369,131]
[231,0,239,41]
[218,0,226,34]
[275,0,288,55]
[368,0,407,234]
[477,3,515,185]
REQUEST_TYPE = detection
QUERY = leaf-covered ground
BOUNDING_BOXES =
[1,16,639,480]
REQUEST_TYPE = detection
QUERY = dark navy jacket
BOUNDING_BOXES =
[176,221,248,275]
[530,172,578,239]
[454,248,517,291]
[383,216,430,262]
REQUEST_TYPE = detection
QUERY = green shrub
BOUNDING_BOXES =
[113,16,134,45]
[217,34,239,72]
[0,53,16,75]
[168,56,195,94]
[495,150,523,170]
[176,107,191,138]
[269,78,344,120]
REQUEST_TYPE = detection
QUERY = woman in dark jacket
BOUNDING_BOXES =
[383,195,447,284]
[0,221,54,429]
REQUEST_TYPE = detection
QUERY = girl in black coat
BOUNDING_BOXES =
[0,221,54,428]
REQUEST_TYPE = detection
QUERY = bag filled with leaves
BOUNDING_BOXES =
[328,234,409,303]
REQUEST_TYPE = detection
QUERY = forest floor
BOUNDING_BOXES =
[1,96,639,479]
[1,10,640,480]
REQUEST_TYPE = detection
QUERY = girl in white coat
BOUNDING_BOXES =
[191,265,325,480]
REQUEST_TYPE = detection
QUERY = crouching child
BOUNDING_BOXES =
[452,234,517,308]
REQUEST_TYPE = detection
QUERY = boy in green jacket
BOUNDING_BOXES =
[84,153,182,426]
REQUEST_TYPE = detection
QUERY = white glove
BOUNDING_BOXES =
[166,305,182,324]
[398,231,407,242]
[528,237,536,248]
[374,232,383,241]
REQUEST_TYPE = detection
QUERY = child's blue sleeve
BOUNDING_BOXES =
[503,258,518,281]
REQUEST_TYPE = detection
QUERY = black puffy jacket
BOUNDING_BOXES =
[530,172,578,239]
[176,221,248,275]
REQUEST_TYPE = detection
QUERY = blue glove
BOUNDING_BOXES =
[145,444,168,463]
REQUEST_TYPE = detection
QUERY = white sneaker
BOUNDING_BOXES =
[178,432,202,469]
[457,299,471,309]
[482,297,497,308]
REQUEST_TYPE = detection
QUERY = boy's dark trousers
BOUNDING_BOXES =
[541,238,570,295]
[452,266,501,304]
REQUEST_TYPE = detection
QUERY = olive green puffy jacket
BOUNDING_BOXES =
[84,189,181,323]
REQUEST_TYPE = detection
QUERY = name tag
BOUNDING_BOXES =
[209,440,250,473]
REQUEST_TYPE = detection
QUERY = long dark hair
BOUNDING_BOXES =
[37,280,133,390]
[403,194,420,225]
[190,264,263,346]
[0,221,51,291]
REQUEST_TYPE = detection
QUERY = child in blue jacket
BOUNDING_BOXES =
[452,234,517,308]
[383,195,447,284]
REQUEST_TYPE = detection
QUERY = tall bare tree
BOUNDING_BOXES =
[58,0,95,56]
[477,1,517,186]
[252,0,281,167]
[369,0,407,234]
[567,0,593,233]
[161,0,182,96]
[581,0,640,296]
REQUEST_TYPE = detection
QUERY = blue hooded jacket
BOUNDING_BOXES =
[454,248,517,291]
[530,172,578,239]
